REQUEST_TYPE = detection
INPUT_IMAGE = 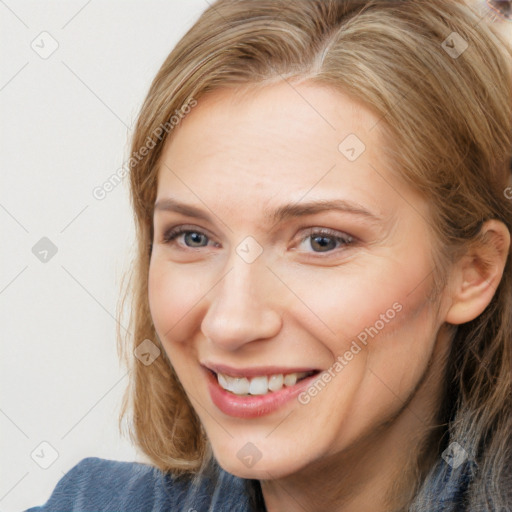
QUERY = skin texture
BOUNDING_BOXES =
[148,83,510,512]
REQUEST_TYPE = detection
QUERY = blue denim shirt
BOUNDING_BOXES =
[25,455,476,512]
[25,457,263,512]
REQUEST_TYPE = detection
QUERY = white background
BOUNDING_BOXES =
[0,2,208,510]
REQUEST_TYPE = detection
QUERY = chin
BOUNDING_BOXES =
[211,441,307,480]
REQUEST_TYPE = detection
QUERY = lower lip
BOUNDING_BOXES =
[205,368,319,418]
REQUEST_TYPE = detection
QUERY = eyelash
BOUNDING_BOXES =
[160,225,355,255]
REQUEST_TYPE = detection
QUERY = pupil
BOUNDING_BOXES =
[186,232,206,246]
[312,236,335,252]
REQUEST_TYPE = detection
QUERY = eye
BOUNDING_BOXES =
[160,225,355,255]
[296,227,354,254]
[161,226,218,249]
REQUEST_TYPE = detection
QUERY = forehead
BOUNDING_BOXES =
[163,82,377,164]
[154,82,410,224]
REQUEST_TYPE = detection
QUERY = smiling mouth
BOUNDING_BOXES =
[208,369,320,396]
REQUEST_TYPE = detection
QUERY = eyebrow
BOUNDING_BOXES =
[153,197,382,225]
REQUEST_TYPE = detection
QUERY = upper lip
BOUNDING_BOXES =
[202,362,320,378]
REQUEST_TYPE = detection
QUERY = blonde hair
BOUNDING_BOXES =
[117,0,512,509]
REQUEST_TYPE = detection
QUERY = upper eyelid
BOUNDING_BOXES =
[162,224,216,238]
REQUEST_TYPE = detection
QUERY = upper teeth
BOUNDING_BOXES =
[217,371,312,396]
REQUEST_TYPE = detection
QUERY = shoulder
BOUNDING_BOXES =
[24,456,261,512]
[25,456,186,511]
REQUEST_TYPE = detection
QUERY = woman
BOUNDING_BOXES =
[26,0,512,510]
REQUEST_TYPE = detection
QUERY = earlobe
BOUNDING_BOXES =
[444,219,510,325]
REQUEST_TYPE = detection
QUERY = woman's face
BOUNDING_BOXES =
[148,82,453,479]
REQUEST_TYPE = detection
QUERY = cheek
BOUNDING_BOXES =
[283,255,433,357]
[287,261,439,442]
[147,259,207,345]
[148,260,212,396]
[328,261,439,414]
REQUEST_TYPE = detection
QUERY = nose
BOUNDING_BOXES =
[200,251,282,352]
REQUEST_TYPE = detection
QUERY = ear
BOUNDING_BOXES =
[445,219,510,325]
